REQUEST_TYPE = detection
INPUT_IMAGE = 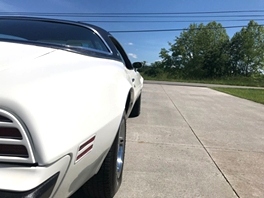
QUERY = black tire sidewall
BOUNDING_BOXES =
[112,112,126,193]
[82,112,126,198]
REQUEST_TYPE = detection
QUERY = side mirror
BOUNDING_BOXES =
[132,62,143,69]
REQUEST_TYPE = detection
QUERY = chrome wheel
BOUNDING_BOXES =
[82,111,126,198]
[116,118,125,179]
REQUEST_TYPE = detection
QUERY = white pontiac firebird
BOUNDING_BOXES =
[0,16,143,198]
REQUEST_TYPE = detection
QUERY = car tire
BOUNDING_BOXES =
[82,112,126,198]
[129,94,141,118]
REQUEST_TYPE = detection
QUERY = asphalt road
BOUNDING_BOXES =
[114,83,264,198]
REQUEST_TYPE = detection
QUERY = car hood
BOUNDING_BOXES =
[0,41,129,165]
[0,41,56,70]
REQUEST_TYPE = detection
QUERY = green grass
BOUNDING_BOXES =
[211,88,264,105]
[142,74,264,87]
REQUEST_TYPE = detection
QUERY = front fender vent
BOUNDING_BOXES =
[0,115,12,123]
[0,109,36,164]
[0,127,22,140]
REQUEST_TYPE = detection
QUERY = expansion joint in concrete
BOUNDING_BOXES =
[161,85,240,198]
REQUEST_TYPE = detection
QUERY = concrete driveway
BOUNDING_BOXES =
[115,84,264,198]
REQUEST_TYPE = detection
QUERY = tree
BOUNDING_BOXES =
[230,20,264,76]
[162,22,229,79]
[171,24,201,77]
[159,47,172,69]
[141,61,148,67]
[142,61,163,77]
[153,20,264,80]
[200,22,230,78]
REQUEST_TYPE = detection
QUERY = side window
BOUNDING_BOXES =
[0,19,110,53]
[116,48,126,65]
[62,30,110,53]
[109,36,133,70]
[88,32,110,52]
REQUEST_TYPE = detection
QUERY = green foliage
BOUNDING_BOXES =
[143,20,264,83]
[230,20,264,76]
[164,21,230,79]
[138,61,164,78]
[142,74,264,87]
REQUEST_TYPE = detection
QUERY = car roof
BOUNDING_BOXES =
[0,16,110,36]
[0,16,122,61]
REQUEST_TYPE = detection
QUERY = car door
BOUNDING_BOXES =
[109,36,142,100]
[130,63,143,99]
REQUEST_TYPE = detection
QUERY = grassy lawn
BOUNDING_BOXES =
[211,88,264,105]
[142,74,264,87]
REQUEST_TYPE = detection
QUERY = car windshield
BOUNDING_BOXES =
[0,19,109,53]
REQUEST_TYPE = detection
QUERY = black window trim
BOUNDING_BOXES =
[0,17,113,56]
[109,36,133,70]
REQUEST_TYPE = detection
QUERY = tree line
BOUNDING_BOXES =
[142,20,264,80]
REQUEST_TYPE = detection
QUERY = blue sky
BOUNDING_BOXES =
[0,0,263,64]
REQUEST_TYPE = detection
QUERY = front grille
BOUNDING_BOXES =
[0,109,36,164]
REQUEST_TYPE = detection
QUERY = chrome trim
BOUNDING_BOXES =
[0,109,36,164]
[116,118,125,179]
[87,27,113,55]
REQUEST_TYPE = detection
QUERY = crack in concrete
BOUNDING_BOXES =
[127,139,203,148]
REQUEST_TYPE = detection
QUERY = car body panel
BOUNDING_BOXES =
[0,43,131,165]
[0,16,143,197]
[0,155,70,192]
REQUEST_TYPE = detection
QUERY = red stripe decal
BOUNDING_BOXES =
[77,145,93,161]
[79,136,95,151]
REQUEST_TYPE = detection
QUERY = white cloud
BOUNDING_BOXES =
[128,42,134,46]
[128,53,137,59]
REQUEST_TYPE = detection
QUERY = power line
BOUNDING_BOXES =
[109,24,264,33]
[1,13,264,18]
[80,19,264,23]
[1,11,262,34]
[1,10,264,16]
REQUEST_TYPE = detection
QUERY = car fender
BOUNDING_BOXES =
[0,48,133,165]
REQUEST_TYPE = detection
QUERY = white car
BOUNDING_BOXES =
[0,16,143,198]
